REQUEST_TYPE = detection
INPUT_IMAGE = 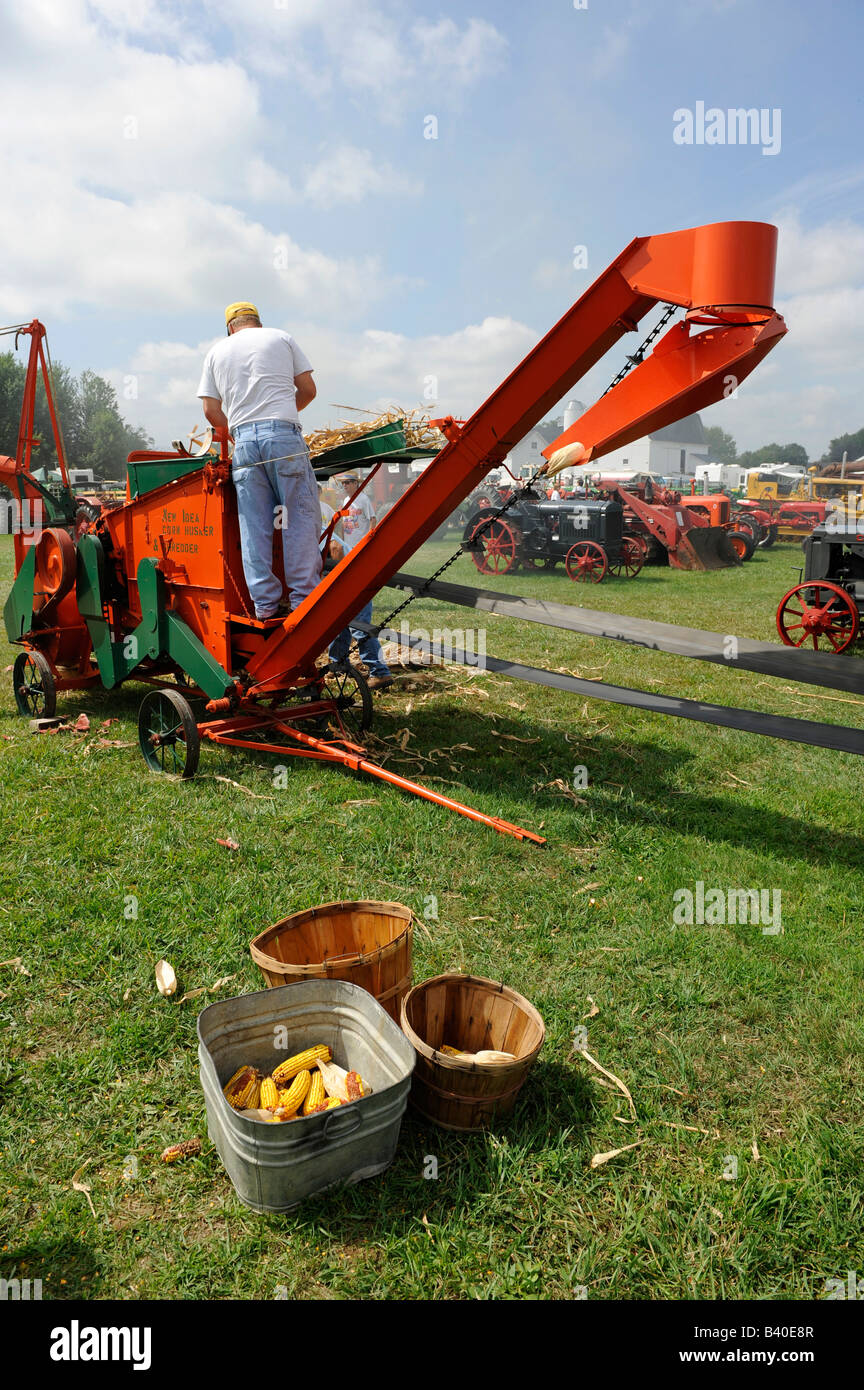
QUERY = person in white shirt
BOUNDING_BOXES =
[549,486,561,502]
[328,473,393,690]
[197,301,321,621]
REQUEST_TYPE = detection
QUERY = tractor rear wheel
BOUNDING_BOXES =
[776,582,859,653]
[758,524,778,549]
[13,650,56,718]
[625,533,649,560]
[607,537,645,579]
[469,518,520,575]
[138,688,200,779]
[733,514,762,544]
[565,541,607,583]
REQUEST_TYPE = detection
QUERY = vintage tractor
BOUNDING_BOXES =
[3,220,801,839]
[595,478,747,569]
[461,492,644,582]
[677,493,757,560]
[775,520,864,653]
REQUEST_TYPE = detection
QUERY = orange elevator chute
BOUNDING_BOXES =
[246,221,787,693]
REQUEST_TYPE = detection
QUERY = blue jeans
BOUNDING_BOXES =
[231,420,322,618]
[329,599,391,678]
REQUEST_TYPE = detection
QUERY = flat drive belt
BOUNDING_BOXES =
[364,626,864,757]
[386,572,864,696]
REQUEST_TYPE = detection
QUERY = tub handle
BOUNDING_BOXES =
[322,1106,363,1141]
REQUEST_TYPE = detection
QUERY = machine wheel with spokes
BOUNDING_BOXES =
[323,662,374,742]
[469,518,520,575]
[776,581,860,653]
[626,533,650,560]
[607,537,645,579]
[138,688,200,778]
[13,649,57,718]
[565,540,608,583]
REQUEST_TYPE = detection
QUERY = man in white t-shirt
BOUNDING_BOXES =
[197,301,321,620]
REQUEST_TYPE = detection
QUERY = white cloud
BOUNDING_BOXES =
[775,211,864,296]
[300,146,422,208]
[411,18,508,87]
[208,0,509,116]
[0,178,406,322]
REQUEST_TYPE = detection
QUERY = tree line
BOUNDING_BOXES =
[703,424,864,471]
[0,350,152,483]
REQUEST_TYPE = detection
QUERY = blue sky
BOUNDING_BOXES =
[2,0,863,456]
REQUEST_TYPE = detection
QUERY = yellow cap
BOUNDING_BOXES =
[225,301,259,326]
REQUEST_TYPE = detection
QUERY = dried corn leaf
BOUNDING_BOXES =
[71,1160,97,1218]
[575,1048,637,1120]
[590,1140,643,1168]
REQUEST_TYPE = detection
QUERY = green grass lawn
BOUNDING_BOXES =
[1,533,862,1301]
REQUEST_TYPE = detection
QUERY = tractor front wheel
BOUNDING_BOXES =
[727,529,756,562]
[13,650,57,718]
[776,582,860,653]
[565,541,608,583]
[138,688,200,779]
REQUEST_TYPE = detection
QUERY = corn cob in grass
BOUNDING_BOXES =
[272,1045,331,1084]
[223,1065,261,1110]
[275,1067,312,1116]
[259,1076,280,1111]
[303,1070,326,1115]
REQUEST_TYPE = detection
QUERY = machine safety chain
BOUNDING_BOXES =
[600,303,678,396]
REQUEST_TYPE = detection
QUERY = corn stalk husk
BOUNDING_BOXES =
[304,408,445,459]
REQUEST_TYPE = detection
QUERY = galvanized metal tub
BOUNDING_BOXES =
[198,979,416,1213]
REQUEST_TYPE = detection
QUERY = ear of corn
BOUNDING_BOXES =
[303,1070,326,1115]
[275,1067,312,1116]
[345,1071,366,1101]
[259,1077,280,1110]
[272,1044,331,1084]
[223,1066,261,1110]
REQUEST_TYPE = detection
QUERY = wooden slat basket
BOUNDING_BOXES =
[249,901,413,1022]
[400,973,545,1131]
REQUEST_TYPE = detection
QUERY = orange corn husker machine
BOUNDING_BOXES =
[2,221,788,842]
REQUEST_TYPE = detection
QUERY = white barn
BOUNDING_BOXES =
[597,413,709,479]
